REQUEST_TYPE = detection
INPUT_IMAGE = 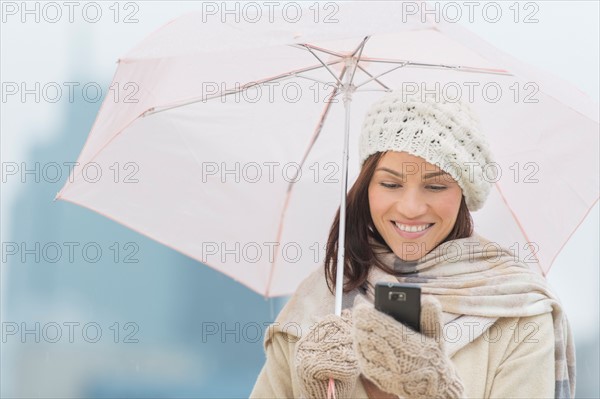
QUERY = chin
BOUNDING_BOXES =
[398,253,423,262]
[389,238,438,261]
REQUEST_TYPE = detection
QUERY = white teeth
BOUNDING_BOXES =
[394,222,432,233]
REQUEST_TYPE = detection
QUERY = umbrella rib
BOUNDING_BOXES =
[143,59,345,117]
[493,181,545,276]
[74,59,348,178]
[356,64,390,90]
[300,44,343,86]
[360,57,513,76]
[348,36,370,87]
[265,65,349,297]
[350,36,369,57]
[289,43,346,58]
[547,196,599,276]
[354,88,390,93]
[294,74,340,87]
[289,73,347,188]
[355,63,408,89]
[294,37,371,90]
[353,60,512,90]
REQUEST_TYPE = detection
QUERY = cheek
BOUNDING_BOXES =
[367,188,377,216]
[435,191,462,221]
[368,186,386,219]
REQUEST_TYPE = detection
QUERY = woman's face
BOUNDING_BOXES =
[368,151,463,261]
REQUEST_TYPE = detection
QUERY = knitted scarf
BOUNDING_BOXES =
[361,232,576,399]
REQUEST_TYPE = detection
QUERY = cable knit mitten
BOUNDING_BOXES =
[352,295,464,399]
[295,309,360,398]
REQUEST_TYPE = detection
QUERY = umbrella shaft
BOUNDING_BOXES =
[334,83,354,316]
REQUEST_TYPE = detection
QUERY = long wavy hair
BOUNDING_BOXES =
[324,152,474,295]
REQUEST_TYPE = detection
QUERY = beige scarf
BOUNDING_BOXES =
[362,232,576,399]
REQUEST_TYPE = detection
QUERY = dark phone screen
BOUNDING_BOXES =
[374,282,421,333]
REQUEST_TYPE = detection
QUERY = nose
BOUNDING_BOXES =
[395,187,428,218]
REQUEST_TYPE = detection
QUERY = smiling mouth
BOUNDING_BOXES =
[393,222,433,233]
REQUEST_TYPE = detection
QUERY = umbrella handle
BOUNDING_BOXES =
[327,377,337,399]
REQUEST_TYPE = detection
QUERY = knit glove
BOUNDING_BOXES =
[295,309,360,398]
[352,295,464,399]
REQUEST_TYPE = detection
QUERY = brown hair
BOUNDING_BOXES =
[324,152,474,295]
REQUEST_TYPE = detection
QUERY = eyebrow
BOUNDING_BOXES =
[375,167,450,179]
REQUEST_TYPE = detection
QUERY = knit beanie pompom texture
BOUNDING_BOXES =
[358,90,495,211]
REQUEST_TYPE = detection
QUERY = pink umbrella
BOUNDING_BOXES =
[54,2,599,313]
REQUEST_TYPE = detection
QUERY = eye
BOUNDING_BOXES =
[380,182,400,189]
[427,186,447,191]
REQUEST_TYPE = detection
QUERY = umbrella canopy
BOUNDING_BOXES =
[55,2,599,297]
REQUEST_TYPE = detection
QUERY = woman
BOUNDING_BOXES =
[250,90,575,398]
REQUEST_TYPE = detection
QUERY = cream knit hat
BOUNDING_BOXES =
[358,90,495,211]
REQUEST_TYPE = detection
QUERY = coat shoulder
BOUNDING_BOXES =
[263,266,335,348]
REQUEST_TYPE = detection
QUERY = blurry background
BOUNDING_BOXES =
[1,1,598,397]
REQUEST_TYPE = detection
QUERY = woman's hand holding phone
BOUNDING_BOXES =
[351,294,465,399]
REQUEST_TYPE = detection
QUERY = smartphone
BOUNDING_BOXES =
[374,282,421,333]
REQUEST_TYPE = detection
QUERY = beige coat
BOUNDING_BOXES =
[250,267,555,399]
